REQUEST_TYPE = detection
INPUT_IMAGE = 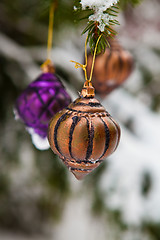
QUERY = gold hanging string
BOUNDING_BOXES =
[88,35,102,82]
[70,34,102,83]
[41,1,57,71]
[47,1,55,60]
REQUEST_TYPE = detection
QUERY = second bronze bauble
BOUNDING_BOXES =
[86,39,134,95]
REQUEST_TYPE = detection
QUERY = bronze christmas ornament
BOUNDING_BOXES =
[48,82,120,180]
[86,39,134,95]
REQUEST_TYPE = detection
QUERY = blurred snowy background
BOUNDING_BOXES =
[0,0,160,239]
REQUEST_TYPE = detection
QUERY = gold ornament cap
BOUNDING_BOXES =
[41,59,55,73]
[81,81,95,98]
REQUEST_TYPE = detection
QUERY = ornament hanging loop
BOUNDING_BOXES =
[70,34,102,98]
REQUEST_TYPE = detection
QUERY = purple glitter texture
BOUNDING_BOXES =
[15,72,71,138]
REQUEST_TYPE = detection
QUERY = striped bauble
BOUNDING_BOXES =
[86,39,134,95]
[48,83,120,180]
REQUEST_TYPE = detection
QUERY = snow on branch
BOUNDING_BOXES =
[81,0,119,31]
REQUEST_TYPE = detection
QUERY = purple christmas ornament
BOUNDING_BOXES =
[15,72,71,141]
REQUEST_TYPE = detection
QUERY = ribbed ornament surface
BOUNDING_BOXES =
[48,96,120,180]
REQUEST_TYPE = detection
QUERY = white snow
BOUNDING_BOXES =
[27,127,50,150]
[89,12,110,32]
[80,0,118,9]
[79,0,118,32]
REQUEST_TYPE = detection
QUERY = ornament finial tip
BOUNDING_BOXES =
[71,170,89,180]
